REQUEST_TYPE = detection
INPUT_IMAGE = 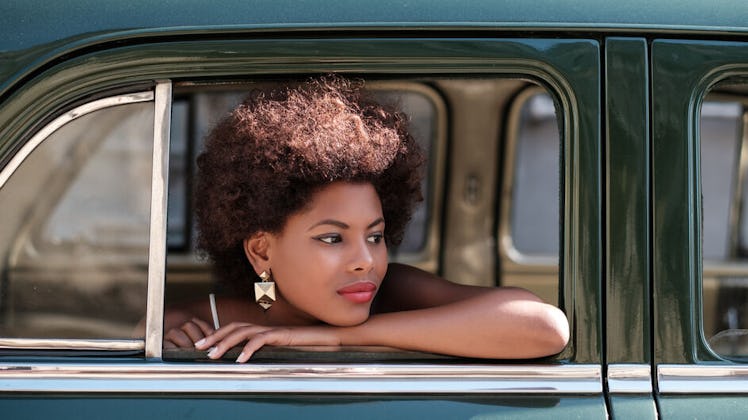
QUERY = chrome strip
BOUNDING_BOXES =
[0,92,154,189]
[607,364,652,393]
[658,364,748,393]
[144,81,172,360]
[0,339,143,351]
[0,363,601,394]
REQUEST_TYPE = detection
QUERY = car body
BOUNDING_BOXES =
[2,1,748,418]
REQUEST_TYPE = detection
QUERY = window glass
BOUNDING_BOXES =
[700,81,748,358]
[510,92,561,258]
[0,100,153,339]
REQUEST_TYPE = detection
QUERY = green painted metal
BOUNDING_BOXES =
[2,0,748,109]
[658,396,748,419]
[608,395,658,420]
[652,39,748,364]
[0,395,608,419]
[3,0,748,53]
[605,37,651,364]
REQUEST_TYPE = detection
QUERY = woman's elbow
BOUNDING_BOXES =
[536,305,570,356]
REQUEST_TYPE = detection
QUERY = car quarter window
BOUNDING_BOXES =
[0,93,154,347]
[701,80,748,359]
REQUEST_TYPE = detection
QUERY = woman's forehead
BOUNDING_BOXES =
[291,182,384,226]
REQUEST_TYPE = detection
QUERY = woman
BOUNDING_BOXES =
[164,76,569,362]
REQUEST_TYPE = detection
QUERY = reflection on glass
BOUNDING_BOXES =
[0,101,153,339]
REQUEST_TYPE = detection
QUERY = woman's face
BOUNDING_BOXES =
[264,181,388,326]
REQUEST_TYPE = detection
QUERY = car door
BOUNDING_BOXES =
[653,38,748,417]
[0,34,604,418]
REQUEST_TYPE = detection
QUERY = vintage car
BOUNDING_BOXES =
[1,0,748,418]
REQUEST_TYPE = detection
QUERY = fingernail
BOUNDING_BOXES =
[236,351,246,363]
[195,338,206,348]
[207,347,218,358]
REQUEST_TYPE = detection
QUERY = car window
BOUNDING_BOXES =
[162,77,563,359]
[700,81,748,359]
[499,88,561,306]
[0,95,153,342]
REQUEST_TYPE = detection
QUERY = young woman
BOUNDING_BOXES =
[163,76,569,362]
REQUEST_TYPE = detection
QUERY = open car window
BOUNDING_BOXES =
[163,77,563,361]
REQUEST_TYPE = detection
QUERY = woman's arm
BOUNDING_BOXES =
[195,263,569,361]
[338,286,568,359]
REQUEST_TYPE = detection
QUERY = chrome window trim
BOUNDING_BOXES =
[0,362,601,394]
[0,339,143,351]
[144,81,172,360]
[0,92,154,189]
[498,86,559,270]
[658,364,748,393]
[607,364,652,393]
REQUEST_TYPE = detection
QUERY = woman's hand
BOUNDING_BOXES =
[164,317,215,349]
[194,322,342,363]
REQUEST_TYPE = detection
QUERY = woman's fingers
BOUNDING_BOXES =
[163,318,215,349]
[180,320,208,344]
[203,324,277,360]
[191,317,215,336]
[195,322,257,350]
[236,329,292,363]
[164,327,195,348]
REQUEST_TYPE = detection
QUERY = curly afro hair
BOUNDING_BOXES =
[195,76,425,293]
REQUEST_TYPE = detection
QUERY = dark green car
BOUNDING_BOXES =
[2,1,748,418]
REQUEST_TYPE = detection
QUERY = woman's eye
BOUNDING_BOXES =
[316,234,342,244]
[367,233,384,244]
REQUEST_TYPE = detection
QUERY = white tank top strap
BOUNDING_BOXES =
[208,293,220,329]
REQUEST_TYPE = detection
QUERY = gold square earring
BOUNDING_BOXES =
[254,269,276,310]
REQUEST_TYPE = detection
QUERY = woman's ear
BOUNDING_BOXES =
[243,232,272,274]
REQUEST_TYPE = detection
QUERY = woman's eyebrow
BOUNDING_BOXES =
[308,217,384,231]
[308,219,349,230]
[367,217,385,229]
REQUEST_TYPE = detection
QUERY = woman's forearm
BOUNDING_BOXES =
[338,288,569,359]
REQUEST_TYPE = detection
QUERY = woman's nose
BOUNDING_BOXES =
[348,239,374,272]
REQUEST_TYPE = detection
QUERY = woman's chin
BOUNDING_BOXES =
[323,309,371,327]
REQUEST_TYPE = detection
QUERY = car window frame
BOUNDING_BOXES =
[0,35,601,397]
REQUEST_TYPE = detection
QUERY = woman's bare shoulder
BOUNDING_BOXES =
[379,262,543,312]
[377,263,474,311]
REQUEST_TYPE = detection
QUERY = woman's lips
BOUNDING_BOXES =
[336,281,377,304]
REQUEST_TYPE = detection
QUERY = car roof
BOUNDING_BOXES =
[2,0,747,97]
[5,0,748,50]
